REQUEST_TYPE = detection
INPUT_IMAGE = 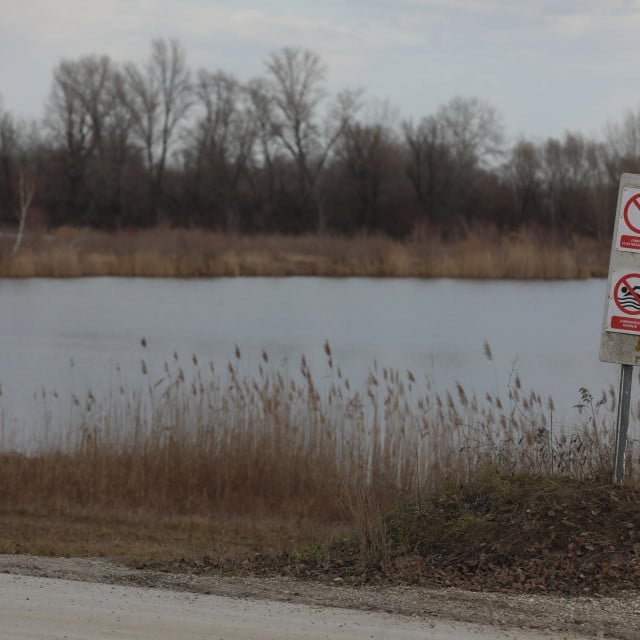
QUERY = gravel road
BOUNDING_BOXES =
[1,555,639,639]
[0,571,580,640]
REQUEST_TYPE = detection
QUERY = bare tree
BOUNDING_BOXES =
[266,47,325,197]
[505,139,541,223]
[244,78,280,227]
[603,107,640,210]
[45,59,94,218]
[123,38,192,223]
[436,96,504,170]
[0,102,36,251]
[45,55,138,226]
[0,100,19,215]
[264,46,360,230]
[411,96,504,234]
[402,115,455,226]
[184,70,254,228]
[605,108,640,168]
[69,56,135,207]
[69,56,114,157]
[335,103,405,232]
[540,133,606,235]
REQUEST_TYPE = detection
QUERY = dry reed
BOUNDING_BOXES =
[0,227,608,279]
[0,343,628,533]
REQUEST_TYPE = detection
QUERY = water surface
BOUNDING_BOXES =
[0,277,622,440]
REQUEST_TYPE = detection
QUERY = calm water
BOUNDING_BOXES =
[0,277,623,440]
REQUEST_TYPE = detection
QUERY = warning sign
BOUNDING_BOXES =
[607,270,640,333]
[600,174,640,364]
[616,187,640,252]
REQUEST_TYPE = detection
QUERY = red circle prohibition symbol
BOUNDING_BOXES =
[614,274,640,315]
[624,194,640,234]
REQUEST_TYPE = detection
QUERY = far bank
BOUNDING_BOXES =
[0,227,608,279]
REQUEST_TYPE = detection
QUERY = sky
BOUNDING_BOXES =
[1,0,640,142]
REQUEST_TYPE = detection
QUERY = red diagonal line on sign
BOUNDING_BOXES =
[620,276,640,309]
[633,196,640,214]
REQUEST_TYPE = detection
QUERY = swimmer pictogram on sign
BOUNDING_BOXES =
[607,271,640,333]
[616,188,640,251]
[614,275,640,314]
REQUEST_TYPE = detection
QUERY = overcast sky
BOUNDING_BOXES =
[1,0,639,142]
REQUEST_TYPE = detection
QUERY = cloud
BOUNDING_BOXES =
[546,9,640,38]
[2,0,640,136]
[0,0,154,61]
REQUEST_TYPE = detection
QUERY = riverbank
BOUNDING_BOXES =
[0,227,608,278]
[3,470,640,597]
[0,350,637,600]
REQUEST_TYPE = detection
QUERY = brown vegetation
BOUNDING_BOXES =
[268,473,640,595]
[0,227,608,278]
[1,343,636,594]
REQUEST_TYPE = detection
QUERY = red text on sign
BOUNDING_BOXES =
[611,316,640,332]
[620,235,640,251]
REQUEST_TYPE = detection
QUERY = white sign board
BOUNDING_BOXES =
[601,174,640,363]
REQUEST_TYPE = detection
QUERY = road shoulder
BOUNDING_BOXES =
[0,554,638,639]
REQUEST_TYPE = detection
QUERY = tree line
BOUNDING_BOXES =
[1,38,639,240]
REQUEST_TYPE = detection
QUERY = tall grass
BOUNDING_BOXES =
[0,227,608,279]
[0,342,629,529]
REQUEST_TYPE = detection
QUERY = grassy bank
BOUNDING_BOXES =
[1,345,638,593]
[0,227,609,278]
[284,472,640,594]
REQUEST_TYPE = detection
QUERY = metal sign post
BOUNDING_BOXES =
[600,174,640,484]
[614,364,633,484]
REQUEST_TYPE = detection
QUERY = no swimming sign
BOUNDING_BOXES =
[600,174,640,483]
[601,174,640,363]
[607,269,640,333]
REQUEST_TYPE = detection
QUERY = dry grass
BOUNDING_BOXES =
[0,509,334,560]
[0,343,629,562]
[0,227,608,279]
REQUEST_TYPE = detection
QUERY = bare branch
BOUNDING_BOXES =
[12,168,34,255]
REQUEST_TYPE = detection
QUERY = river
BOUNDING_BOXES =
[0,277,625,444]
